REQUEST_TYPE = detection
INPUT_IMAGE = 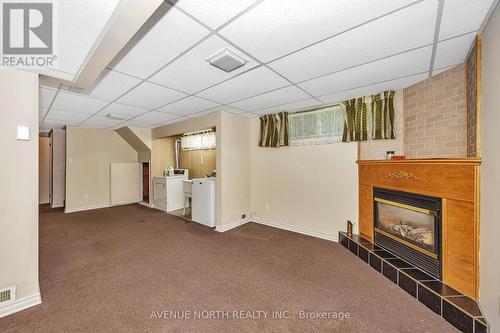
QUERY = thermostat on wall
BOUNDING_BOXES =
[17,126,30,141]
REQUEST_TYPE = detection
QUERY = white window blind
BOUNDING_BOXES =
[288,105,344,145]
[181,131,216,150]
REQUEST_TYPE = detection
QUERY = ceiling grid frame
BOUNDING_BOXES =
[39,0,493,130]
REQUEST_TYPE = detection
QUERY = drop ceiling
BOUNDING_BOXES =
[39,0,495,131]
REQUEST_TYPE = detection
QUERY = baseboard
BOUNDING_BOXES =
[216,217,251,232]
[251,217,338,242]
[0,293,41,318]
[65,203,110,213]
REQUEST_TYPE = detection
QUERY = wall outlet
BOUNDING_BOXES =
[265,203,270,211]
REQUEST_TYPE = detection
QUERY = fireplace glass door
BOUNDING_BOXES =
[375,198,437,257]
[373,188,441,278]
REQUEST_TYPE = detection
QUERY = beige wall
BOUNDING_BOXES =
[219,112,251,227]
[359,90,404,160]
[479,2,500,331]
[110,162,141,205]
[249,118,358,240]
[0,67,40,308]
[65,127,137,212]
[403,65,467,158]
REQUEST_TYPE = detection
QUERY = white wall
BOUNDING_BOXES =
[0,67,40,314]
[249,118,358,240]
[479,2,500,331]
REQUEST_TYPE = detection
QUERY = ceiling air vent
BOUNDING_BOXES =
[0,286,16,306]
[105,114,126,121]
[207,48,247,72]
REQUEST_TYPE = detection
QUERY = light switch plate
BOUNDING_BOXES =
[16,126,30,141]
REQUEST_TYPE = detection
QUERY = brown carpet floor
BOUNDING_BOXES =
[0,204,458,332]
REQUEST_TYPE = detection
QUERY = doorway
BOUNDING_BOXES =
[39,136,52,204]
[142,162,150,204]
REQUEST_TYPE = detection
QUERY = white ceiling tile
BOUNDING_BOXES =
[439,0,493,40]
[118,121,149,129]
[157,96,220,116]
[51,91,109,114]
[299,46,432,97]
[128,111,180,127]
[173,0,257,29]
[433,32,476,70]
[98,103,148,118]
[432,66,454,77]
[220,0,416,62]
[39,107,48,119]
[40,120,67,131]
[196,67,289,103]
[230,85,310,111]
[111,4,210,79]
[185,110,217,118]
[40,88,57,108]
[318,73,428,104]
[57,1,121,76]
[238,112,259,118]
[154,116,190,127]
[117,82,187,109]
[45,109,90,124]
[80,116,125,129]
[207,106,245,114]
[255,98,320,115]
[75,69,142,101]
[149,35,259,93]
[269,0,437,83]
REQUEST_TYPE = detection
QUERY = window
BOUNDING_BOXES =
[181,130,216,150]
[288,105,344,145]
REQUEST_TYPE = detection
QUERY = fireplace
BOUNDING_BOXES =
[373,188,441,279]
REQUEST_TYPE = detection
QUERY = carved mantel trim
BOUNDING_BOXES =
[384,170,418,180]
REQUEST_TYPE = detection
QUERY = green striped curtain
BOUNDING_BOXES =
[342,97,368,142]
[371,91,396,139]
[342,90,395,142]
[259,112,289,147]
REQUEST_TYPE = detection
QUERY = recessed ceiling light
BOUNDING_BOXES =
[207,48,247,73]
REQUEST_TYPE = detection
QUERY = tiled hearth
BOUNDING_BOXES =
[339,232,489,333]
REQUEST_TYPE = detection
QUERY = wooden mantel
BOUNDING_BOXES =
[357,158,481,300]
